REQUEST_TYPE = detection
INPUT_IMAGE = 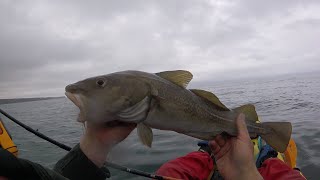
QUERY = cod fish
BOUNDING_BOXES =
[65,70,292,152]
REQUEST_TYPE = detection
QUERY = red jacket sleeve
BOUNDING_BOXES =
[157,152,305,180]
[258,158,306,180]
[156,151,214,180]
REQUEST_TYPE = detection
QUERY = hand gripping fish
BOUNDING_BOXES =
[65,70,292,152]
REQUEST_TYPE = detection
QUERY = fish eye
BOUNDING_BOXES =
[96,79,105,87]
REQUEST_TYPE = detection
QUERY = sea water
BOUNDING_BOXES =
[1,72,319,179]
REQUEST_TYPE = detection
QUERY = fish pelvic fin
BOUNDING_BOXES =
[137,123,153,147]
[260,122,292,152]
[156,70,193,88]
[233,104,258,122]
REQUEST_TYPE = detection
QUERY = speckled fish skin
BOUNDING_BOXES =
[65,70,292,152]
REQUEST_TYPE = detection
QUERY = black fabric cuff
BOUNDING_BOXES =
[54,144,110,180]
[0,147,38,179]
[0,148,67,180]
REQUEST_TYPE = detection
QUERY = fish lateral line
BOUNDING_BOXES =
[207,111,265,132]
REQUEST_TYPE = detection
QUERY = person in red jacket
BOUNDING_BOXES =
[157,113,305,180]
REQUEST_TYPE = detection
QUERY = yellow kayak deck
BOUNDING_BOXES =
[0,118,18,156]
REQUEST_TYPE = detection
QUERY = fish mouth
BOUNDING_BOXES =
[65,92,86,122]
[65,92,84,109]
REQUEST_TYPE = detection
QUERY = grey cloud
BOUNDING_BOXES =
[0,0,319,98]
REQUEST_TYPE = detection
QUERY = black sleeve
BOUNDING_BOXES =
[0,147,67,180]
[0,144,110,180]
[53,144,110,180]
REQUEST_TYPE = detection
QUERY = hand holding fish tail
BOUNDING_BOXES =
[80,121,136,167]
[209,113,263,180]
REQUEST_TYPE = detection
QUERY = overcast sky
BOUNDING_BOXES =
[0,0,319,98]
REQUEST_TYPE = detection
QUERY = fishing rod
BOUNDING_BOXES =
[0,108,72,151]
[0,108,180,180]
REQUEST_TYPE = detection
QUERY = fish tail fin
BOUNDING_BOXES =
[260,122,292,153]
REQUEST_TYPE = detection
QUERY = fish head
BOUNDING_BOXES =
[65,72,150,123]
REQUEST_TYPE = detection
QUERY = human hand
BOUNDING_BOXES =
[80,121,136,167]
[209,113,263,180]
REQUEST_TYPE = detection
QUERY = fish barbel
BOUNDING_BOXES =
[65,70,292,152]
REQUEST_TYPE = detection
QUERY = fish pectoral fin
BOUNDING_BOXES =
[155,70,193,88]
[190,89,229,111]
[137,123,153,147]
[232,104,258,122]
[118,96,150,122]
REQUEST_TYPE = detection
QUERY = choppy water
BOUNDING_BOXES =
[0,72,319,179]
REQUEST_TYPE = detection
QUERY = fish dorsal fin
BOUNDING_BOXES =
[190,89,229,111]
[233,104,258,122]
[137,123,153,147]
[156,70,193,88]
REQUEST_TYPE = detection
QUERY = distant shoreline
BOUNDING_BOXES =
[0,97,64,105]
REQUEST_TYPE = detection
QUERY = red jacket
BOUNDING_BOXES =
[157,151,305,180]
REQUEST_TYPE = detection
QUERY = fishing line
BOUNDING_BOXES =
[0,108,180,180]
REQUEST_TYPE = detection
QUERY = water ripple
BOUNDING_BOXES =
[0,73,319,179]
